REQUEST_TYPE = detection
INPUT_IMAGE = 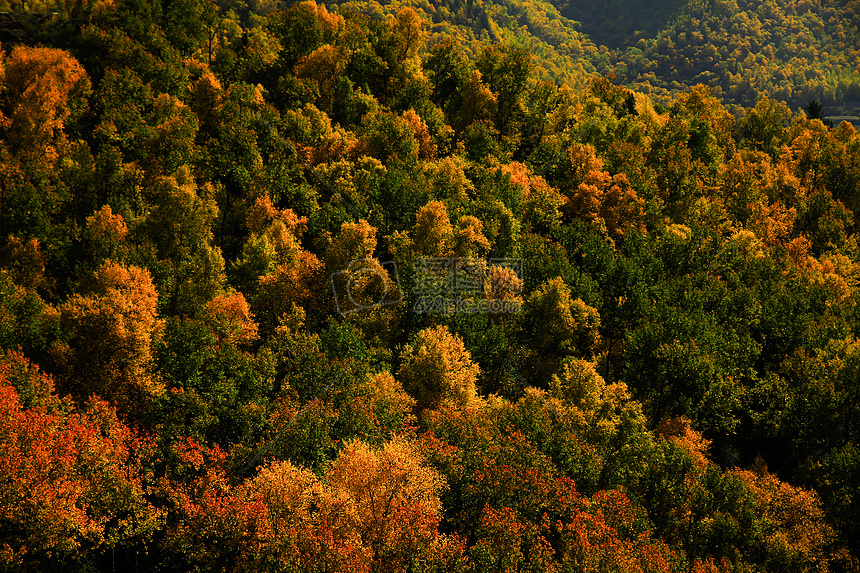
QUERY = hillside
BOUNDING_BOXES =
[0,0,860,571]
[609,0,860,108]
[339,0,860,109]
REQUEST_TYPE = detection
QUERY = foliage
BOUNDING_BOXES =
[0,1,859,570]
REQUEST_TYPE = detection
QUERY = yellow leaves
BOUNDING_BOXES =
[245,435,445,572]
[455,215,491,256]
[547,358,641,442]
[391,7,427,65]
[422,156,474,205]
[247,459,318,528]
[405,200,491,258]
[526,277,601,356]
[295,44,349,114]
[725,229,765,261]
[414,200,455,257]
[325,219,378,273]
[245,196,307,267]
[367,371,416,426]
[453,70,497,134]
[397,325,480,413]
[549,358,604,411]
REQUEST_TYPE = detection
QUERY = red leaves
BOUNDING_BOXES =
[0,362,158,569]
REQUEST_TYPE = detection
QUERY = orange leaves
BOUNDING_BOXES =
[1,46,90,161]
[656,416,712,469]
[247,196,307,238]
[191,436,449,573]
[85,205,130,265]
[0,235,54,295]
[403,109,437,160]
[189,72,222,131]
[327,436,445,569]
[86,205,128,244]
[205,291,259,346]
[564,144,646,239]
[256,250,324,333]
[746,199,796,247]
[557,501,675,573]
[521,172,567,233]
[732,462,835,572]
[53,261,163,413]
[292,0,343,37]
[470,506,541,573]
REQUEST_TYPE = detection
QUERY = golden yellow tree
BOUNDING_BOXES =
[52,261,163,414]
[397,325,480,413]
[326,436,445,573]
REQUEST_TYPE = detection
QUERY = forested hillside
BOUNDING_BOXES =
[1,0,860,571]
[322,0,860,109]
[609,0,860,108]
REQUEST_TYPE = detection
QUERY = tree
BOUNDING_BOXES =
[52,261,164,415]
[520,277,601,385]
[476,43,531,139]
[397,325,480,413]
[0,369,159,571]
[326,436,446,573]
[1,46,90,162]
[733,461,835,573]
[737,97,792,157]
[141,166,226,316]
[413,200,454,258]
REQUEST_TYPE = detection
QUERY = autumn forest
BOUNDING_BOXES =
[1,0,860,571]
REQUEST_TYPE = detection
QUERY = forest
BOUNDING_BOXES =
[1,0,860,571]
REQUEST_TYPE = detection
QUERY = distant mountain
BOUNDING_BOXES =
[607,0,860,109]
[336,0,603,88]
[335,0,860,110]
[555,0,692,49]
